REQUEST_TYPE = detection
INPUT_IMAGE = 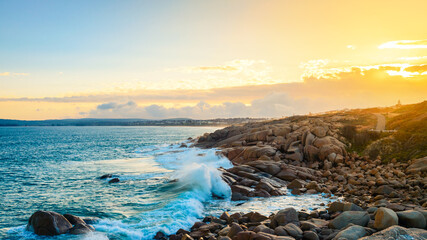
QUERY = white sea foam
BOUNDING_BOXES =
[9,143,336,240]
[93,145,234,239]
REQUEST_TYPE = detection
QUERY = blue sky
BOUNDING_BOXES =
[0,0,426,119]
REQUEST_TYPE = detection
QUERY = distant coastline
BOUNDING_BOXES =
[0,117,266,127]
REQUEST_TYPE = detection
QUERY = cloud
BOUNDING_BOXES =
[83,92,310,119]
[378,40,427,49]
[404,64,427,73]
[2,60,427,119]
[0,72,29,76]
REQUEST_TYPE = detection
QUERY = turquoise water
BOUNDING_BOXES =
[0,126,333,240]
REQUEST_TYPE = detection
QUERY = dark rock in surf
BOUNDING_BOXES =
[154,231,167,240]
[63,213,86,225]
[68,223,95,235]
[99,174,113,179]
[108,178,120,183]
[26,211,73,236]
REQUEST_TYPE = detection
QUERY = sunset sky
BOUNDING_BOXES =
[1,0,426,120]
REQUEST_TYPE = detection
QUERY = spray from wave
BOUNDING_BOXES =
[94,144,233,239]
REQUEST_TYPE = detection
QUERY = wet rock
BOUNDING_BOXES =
[108,178,120,183]
[271,208,299,228]
[396,210,426,229]
[190,221,206,230]
[328,211,370,229]
[26,211,73,236]
[373,207,398,230]
[333,225,366,240]
[68,223,94,235]
[63,214,85,225]
[99,174,113,179]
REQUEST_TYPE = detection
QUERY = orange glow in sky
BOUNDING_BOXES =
[0,0,426,119]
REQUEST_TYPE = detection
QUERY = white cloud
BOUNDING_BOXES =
[83,92,309,119]
[378,40,427,49]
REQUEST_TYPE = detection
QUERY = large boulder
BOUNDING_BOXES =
[271,208,299,228]
[374,207,398,230]
[328,211,370,229]
[359,225,427,240]
[26,211,73,236]
[333,225,367,240]
[396,210,426,229]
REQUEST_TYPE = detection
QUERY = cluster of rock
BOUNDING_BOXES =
[159,203,426,240]
[197,116,427,208]
[99,173,120,183]
[197,117,349,201]
[26,211,97,236]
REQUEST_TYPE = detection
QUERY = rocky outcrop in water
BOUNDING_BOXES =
[26,211,94,236]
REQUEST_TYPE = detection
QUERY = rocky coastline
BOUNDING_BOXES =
[25,115,426,239]
[163,115,426,240]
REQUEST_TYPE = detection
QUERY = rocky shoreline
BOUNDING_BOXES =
[163,115,426,240]
[24,115,426,239]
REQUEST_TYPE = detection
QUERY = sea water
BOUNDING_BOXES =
[0,126,334,240]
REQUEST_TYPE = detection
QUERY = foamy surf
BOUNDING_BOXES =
[8,142,335,240]
[90,144,235,239]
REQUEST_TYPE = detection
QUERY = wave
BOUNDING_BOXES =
[93,144,233,239]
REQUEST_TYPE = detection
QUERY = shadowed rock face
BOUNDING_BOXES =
[26,211,95,236]
[26,211,73,236]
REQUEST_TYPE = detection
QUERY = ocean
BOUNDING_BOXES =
[0,126,333,240]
